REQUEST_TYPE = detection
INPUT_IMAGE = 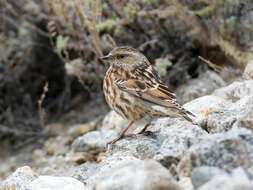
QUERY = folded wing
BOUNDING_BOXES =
[114,65,196,122]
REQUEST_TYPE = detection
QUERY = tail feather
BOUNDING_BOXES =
[163,103,197,125]
[181,108,209,132]
[185,109,196,117]
[180,108,197,125]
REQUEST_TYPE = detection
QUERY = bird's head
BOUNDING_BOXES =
[100,46,147,68]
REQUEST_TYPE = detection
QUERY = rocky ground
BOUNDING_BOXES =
[1,1,253,189]
[1,60,253,189]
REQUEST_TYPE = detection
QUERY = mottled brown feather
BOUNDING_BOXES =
[102,46,197,144]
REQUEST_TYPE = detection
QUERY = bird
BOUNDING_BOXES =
[100,46,196,144]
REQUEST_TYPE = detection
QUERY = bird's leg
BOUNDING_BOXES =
[107,120,135,144]
[138,122,151,135]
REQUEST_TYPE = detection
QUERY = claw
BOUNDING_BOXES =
[137,123,151,134]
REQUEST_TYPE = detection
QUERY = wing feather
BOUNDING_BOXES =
[113,64,196,122]
[114,66,177,109]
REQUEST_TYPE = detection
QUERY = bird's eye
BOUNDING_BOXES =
[117,55,125,59]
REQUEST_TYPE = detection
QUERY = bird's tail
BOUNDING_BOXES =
[179,108,197,125]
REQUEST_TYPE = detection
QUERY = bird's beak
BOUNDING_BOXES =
[100,54,112,61]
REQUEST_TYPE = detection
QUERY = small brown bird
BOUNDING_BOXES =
[101,46,196,144]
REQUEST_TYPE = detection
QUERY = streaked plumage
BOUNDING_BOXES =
[101,46,196,144]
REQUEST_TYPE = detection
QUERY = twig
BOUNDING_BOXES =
[102,34,117,49]
[138,39,158,51]
[198,56,237,74]
[38,81,49,128]
[198,56,223,73]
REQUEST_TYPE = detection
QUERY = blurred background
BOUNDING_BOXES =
[0,0,253,180]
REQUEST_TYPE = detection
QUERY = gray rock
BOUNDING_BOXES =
[87,158,181,190]
[72,130,117,154]
[85,154,141,186]
[100,110,127,134]
[107,133,164,159]
[71,162,99,185]
[183,95,230,125]
[176,70,226,104]
[243,60,253,79]
[205,95,253,133]
[184,80,253,133]
[72,154,140,186]
[1,166,37,190]
[152,119,206,167]
[198,167,253,190]
[106,116,206,168]
[28,176,85,190]
[183,95,233,132]
[191,166,225,188]
[213,80,253,102]
[205,109,238,133]
[178,177,194,190]
[236,109,253,130]
[188,128,253,177]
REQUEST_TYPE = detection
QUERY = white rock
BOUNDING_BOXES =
[1,166,37,190]
[188,128,253,176]
[199,167,253,190]
[243,60,253,79]
[183,95,229,124]
[28,176,85,190]
[101,110,127,134]
[213,80,253,101]
[87,159,181,190]
[72,130,117,154]
[191,166,225,188]
[153,120,206,167]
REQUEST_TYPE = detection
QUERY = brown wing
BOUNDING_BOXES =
[114,64,196,120]
[114,64,176,107]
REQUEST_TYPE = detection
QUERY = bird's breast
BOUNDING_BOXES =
[103,69,146,121]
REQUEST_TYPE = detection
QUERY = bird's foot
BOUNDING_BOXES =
[139,130,153,136]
